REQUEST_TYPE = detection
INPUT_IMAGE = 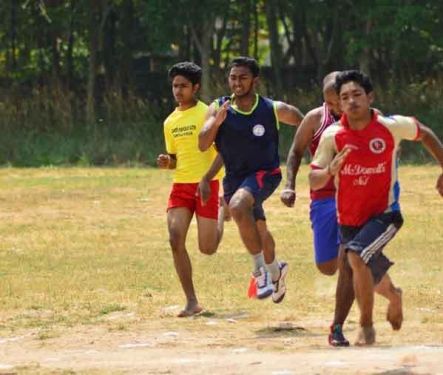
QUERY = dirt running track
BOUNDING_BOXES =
[1,311,442,374]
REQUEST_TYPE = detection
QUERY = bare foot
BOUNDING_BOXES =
[355,326,376,346]
[387,287,403,330]
[177,304,203,318]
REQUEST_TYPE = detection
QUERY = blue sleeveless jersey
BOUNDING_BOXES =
[215,95,279,177]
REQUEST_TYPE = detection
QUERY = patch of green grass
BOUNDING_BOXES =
[98,304,126,316]
[0,166,441,336]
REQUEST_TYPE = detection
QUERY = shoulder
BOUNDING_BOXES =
[297,107,323,134]
[197,100,209,111]
[304,107,323,123]
[377,114,420,140]
[316,122,342,148]
[271,99,285,109]
[258,96,276,111]
[272,99,297,115]
[322,122,342,137]
[194,101,208,118]
[377,114,416,128]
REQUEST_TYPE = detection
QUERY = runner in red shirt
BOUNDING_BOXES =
[310,70,443,345]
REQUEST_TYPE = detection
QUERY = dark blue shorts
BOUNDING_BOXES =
[223,168,282,221]
[310,198,340,264]
[340,211,404,283]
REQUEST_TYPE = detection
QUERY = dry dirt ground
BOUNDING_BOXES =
[1,307,442,374]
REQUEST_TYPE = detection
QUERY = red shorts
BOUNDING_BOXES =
[167,180,220,219]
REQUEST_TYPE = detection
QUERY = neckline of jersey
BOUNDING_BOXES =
[229,94,259,115]
[176,100,201,113]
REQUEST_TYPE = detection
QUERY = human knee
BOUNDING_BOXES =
[316,261,337,276]
[229,198,248,221]
[168,228,186,252]
[198,241,218,255]
[368,254,393,285]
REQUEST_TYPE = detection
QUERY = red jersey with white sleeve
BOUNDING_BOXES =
[309,103,339,201]
[311,111,420,226]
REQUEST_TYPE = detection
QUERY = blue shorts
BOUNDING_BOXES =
[339,211,404,283]
[223,169,282,221]
[310,198,340,264]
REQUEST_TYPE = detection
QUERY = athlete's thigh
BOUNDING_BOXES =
[344,212,402,262]
[196,215,218,248]
[310,198,339,264]
[167,207,194,241]
[242,171,281,221]
[195,181,220,248]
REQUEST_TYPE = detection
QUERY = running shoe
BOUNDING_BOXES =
[328,324,350,347]
[248,267,273,299]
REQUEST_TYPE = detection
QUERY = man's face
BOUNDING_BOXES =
[323,88,341,117]
[172,75,198,105]
[228,66,257,98]
[338,81,373,119]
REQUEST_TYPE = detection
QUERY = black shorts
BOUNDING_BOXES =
[223,168,282,221]
[340,211,404,283]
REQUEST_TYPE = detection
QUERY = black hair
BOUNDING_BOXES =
[228,56,260,77]
[168,62,202,85]
[334,70,373,94]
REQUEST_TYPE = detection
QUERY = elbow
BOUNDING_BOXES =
[294,149,304,161]
[198,137,209,152]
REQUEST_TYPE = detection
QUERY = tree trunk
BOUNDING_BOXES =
[240,0,251,56]
[118,0,134,98]
[253,0,259,60]
[359,19,372,75]
[213,8,229,68]
[66,0,76,90]
[190,17,215,102]
[87,2,101,124]
[9,0,17,72]
[265,0,283,94]
[51,32,61,86]
[319,3,340,79]
[103,8,117,91]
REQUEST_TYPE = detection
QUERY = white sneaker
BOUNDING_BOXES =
[272,262,288,303]
[251,267,273,299]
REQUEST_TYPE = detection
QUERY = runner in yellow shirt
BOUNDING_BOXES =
[156,62,224,317]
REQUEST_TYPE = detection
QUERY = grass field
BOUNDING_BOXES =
[0,165,442,374]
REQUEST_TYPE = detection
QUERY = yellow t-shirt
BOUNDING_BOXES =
[164,101,223,183]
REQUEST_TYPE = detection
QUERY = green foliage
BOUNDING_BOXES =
[0,91,167,167]
[1,0,443,165]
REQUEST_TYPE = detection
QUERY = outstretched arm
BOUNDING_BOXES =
[416,123,443,196]
[199,100,230,151]
[274,101,304,127]
[281,110,319,207]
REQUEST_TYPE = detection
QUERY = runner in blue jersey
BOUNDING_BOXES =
[199,57,304,303]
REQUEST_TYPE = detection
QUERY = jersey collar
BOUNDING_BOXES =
[230,94,259,115]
